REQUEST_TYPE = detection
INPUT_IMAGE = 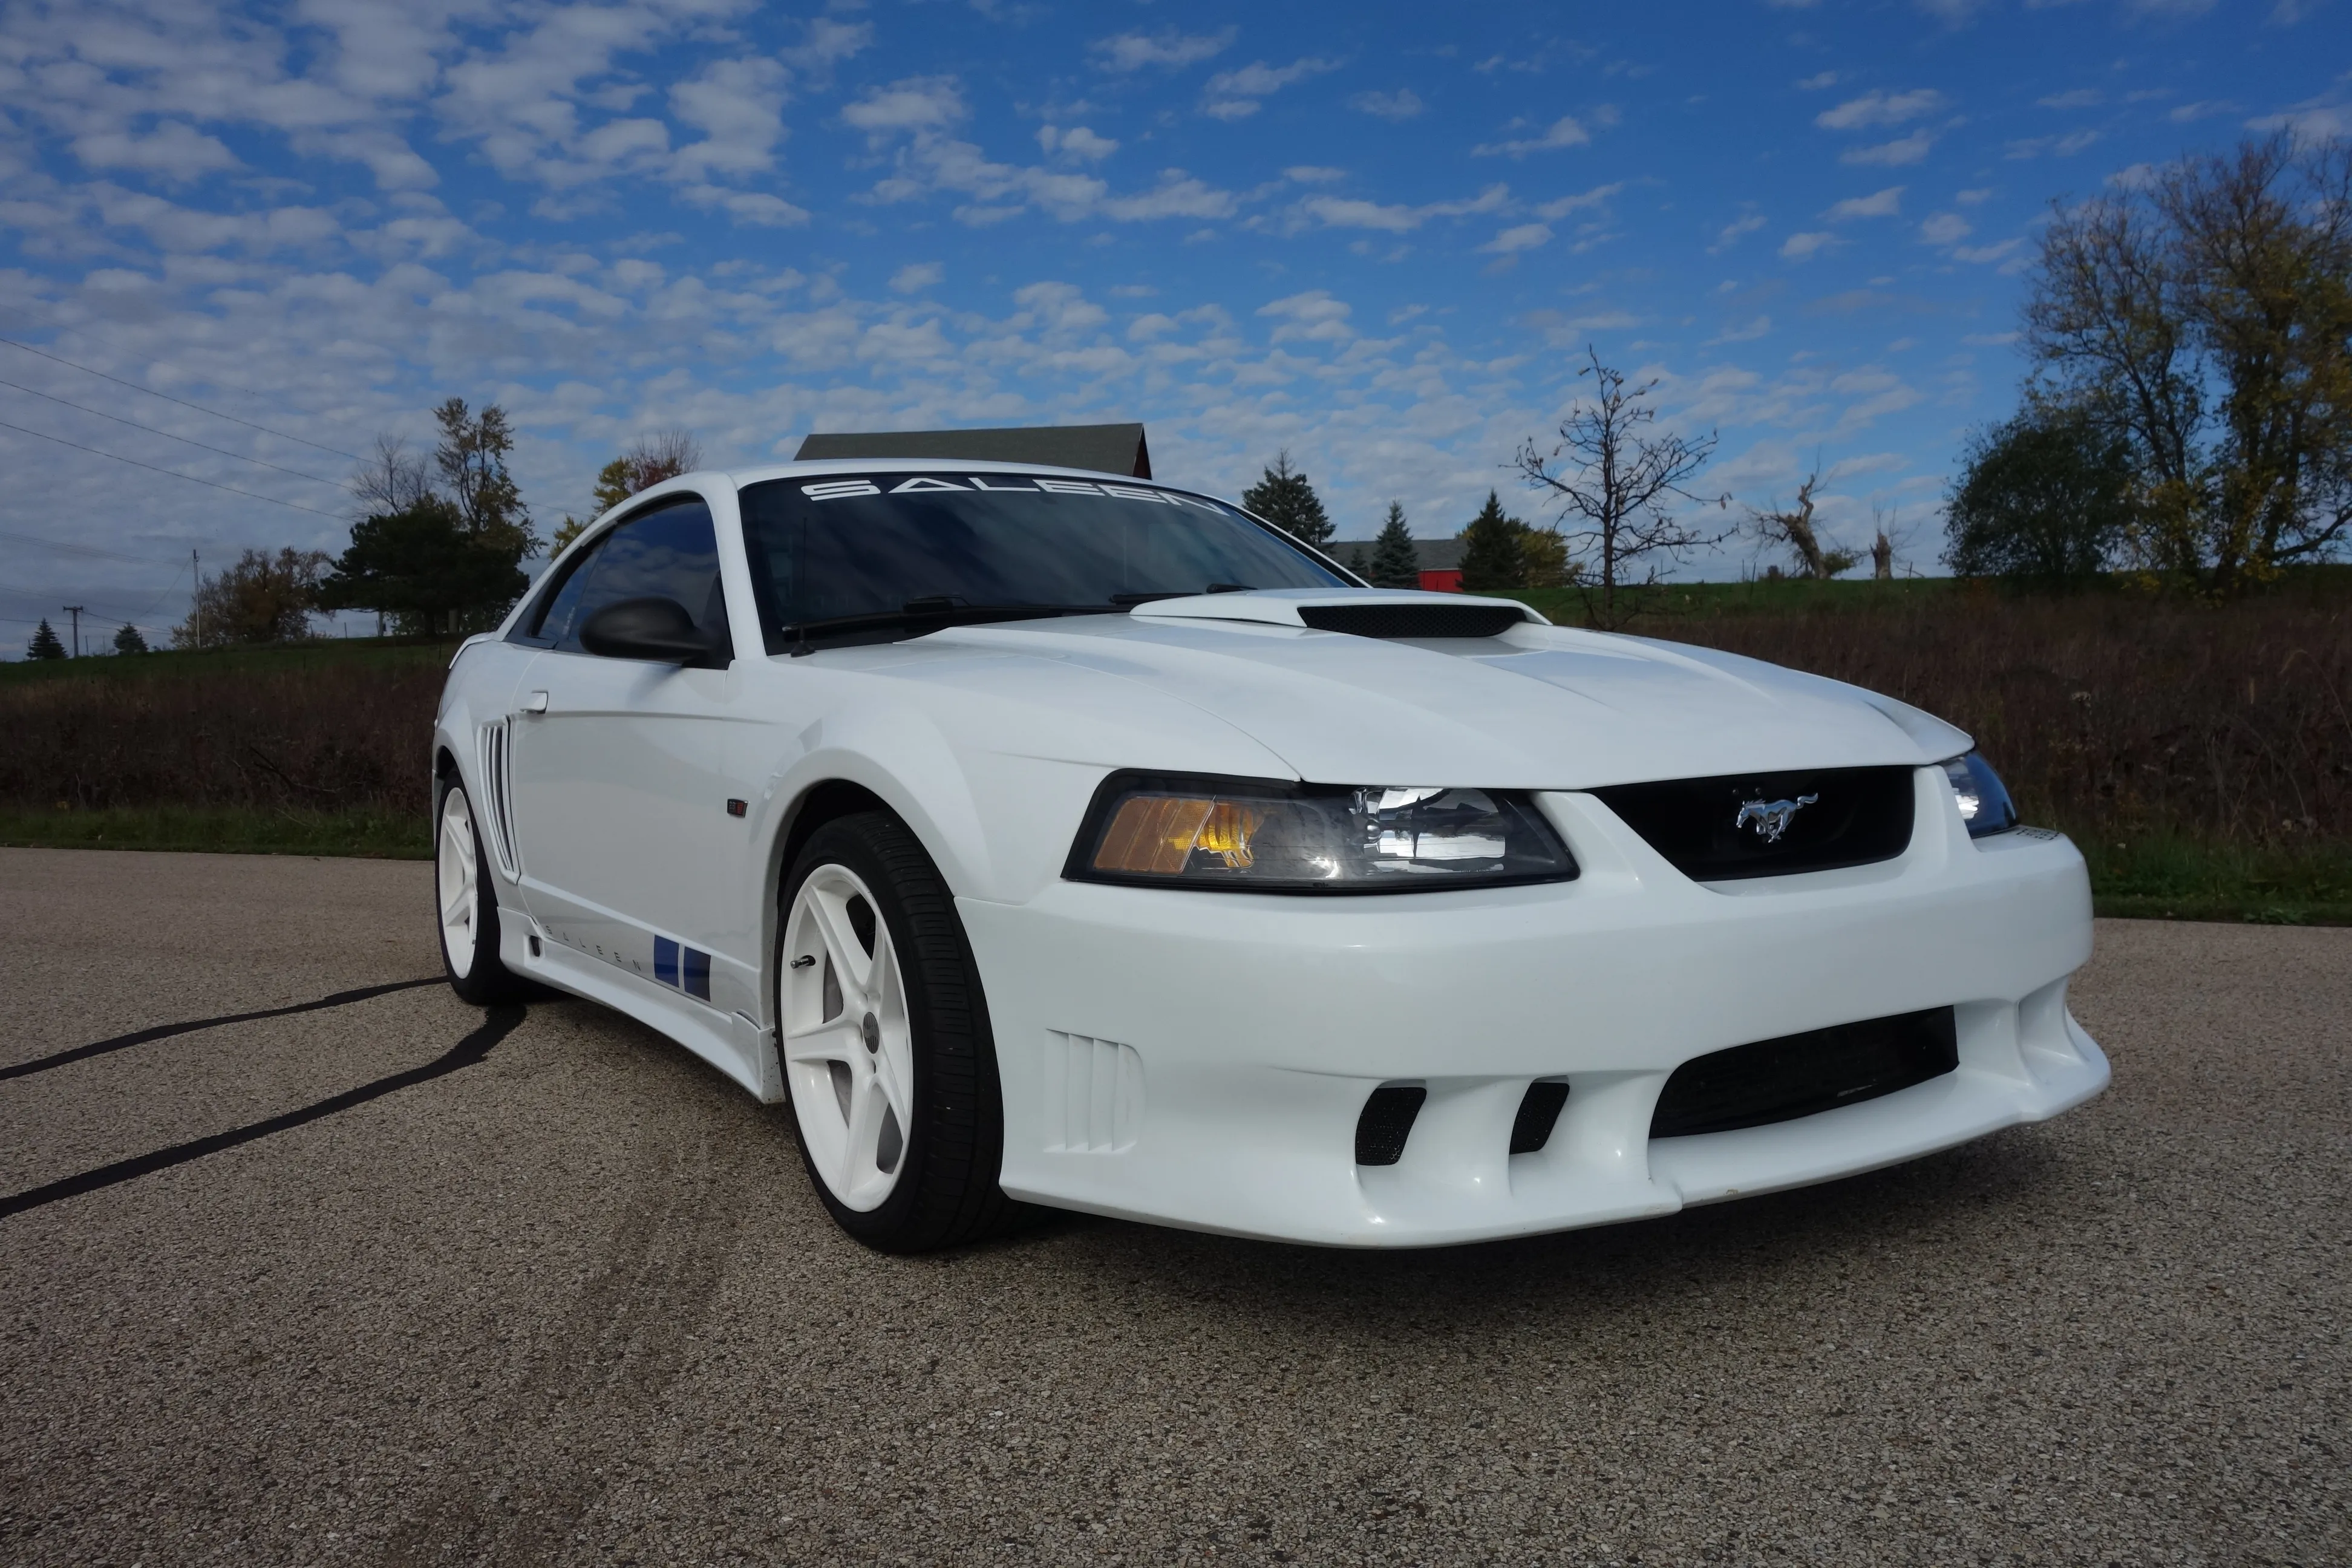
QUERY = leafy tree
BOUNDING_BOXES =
[2022,133,2352,594]
[1944,407,2132,588]
[1514,348,1730,628]
[552,430,704,555]
[316,497,532,637]
[325,399,542,635]
[111,623,149,655]
[1241,451,1335,550]
[1367,501,1422,587]
[174,547,328,648]
[1459,492,1528,591]
[27,618,65,660]
[1749,468,1860,580]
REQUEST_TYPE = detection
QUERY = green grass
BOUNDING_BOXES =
[2076,833,2352,926]
[0,636,460,686]
[0,806,430,858]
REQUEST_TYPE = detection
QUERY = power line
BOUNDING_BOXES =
[0,377,344,487]
[0,418,346,520]
[0,526,195,566]
[0,336,364,462]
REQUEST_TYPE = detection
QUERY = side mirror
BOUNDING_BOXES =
[579,597,720,665]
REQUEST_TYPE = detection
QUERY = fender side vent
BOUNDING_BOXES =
[1509,1079,1571,1155]
[1651,1007,1958,1138]
[1298,603,1527,639]
[474,719,520,878]
[1354,1083,1427,1166]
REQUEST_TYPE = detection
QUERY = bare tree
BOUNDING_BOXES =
[348,434,433,516]
[1514,348,1730,629]
[1749,466,1860,581]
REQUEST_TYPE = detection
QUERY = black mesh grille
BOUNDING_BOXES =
[1298,603,1527,639]
[1651,1007,1958,1139]
[1590,766,1915,881]
[1354,1084,1427,1165]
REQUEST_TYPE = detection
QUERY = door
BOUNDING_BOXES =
[507,495,760,1011]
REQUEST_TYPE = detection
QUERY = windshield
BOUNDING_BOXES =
[737,471,1351,650]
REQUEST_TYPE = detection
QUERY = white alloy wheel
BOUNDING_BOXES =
[782,863,916,1212]
[437,785,480,979]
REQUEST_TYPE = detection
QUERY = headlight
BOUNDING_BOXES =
[1941,753,2019,838]
[1067,773,1579,892]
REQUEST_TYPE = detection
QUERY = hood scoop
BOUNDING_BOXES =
[1132,588,1541,639]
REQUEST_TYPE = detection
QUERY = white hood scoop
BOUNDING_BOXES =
[1132,587,1542,639]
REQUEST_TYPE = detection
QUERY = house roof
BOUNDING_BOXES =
[795,423,1151,479]
[1327,536,1466,573]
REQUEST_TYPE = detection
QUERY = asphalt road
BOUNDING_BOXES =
[1,847,2344,1567]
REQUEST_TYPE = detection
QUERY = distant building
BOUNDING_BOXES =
[796,423,1151,479]
[1325,535,1466,593]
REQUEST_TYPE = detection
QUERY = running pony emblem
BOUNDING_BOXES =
[1735,793,1818,844]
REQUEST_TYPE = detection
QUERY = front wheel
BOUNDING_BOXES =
[436,780,531,1005]
[779,812,1020,1252]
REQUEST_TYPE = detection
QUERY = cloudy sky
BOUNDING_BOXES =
[2,0,2344,654]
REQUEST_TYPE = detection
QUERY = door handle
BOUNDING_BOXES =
[522,690,549,714]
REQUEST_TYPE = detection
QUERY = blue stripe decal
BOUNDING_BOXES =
[653,936,679,987]
[684,947,711,1001]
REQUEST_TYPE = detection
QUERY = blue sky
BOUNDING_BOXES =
[2,0,2346,655]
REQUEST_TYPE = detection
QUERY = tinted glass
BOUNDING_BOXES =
[521,534,607,643]
[738,473,1347,639]
[557,498,727,655]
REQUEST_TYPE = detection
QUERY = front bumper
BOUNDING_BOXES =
[959,769,2108,1247]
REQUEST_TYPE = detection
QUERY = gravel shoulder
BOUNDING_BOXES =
[1,846,2345,1567]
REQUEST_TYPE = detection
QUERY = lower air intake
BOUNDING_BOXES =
[1509,1080,1570,1155]
[1354,1084,1427,1166]
[1651,1007,1959,1139]
[1298,603,1527,639]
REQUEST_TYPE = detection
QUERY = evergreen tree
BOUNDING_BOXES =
[1367,501,1421,587]
[1458,492,1527,592]
[317,497,532,637]
[27,618,65,660]
[112,623,149,655]
[1241,451,1335,550]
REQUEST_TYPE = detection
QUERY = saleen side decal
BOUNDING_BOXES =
[653,936,713,1001]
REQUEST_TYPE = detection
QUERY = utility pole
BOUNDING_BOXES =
[64,605,83,658]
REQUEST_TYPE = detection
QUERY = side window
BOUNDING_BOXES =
[517,534,608,646]
[558,497,729,658]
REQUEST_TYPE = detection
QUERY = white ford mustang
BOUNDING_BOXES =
[432,460,2108,1252]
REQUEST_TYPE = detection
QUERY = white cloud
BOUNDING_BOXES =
[1707,315,1772,344]
[843,77,966,140]
[2005,128,2101,158]
[1534,182,1624,219]
[1258,289,1353,344]
[1843,131,1935,166]
[2037,89,2103,109]
[1780,230,1839,260]
[1301,184,1510,232]
[70,123,243,181]
[1919,211,1972,245]
[1824,186,1904,220]
[1816,89,1949,130]
[1284,166,1347,183]
[1953,238,2022,265]
[1473,116,1592,157]
[1037,125,1119,163]
[1711,212,1767,251]
[890,262,944,293]
[667,57,788,183]
[1481,223,1552,254]
[1796,71,1840,91]
[1351,89,1425,121]
[2169,100,2235,122]
[1203,57,1340,119]
[1100,171,1236,221]
[680,185,809,227]
[1090,28,1236,72]
[1955,187,1993,204]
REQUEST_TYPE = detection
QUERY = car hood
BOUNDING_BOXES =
[915,599,1968,789]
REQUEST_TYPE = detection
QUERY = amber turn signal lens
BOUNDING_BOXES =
[1092,795,1262,875]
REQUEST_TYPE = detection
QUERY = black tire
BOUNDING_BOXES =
[780,811,1022,1252]
[436,779,534,1006]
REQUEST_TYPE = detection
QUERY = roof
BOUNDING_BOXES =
[795,423,1151,479]
[1327,536,1466,573]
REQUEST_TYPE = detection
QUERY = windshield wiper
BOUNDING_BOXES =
[784,601,1093,655]
[1109,583,1255,606]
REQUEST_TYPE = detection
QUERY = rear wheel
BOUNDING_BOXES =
[436,781,531,1005]
[779,812,1019,1252]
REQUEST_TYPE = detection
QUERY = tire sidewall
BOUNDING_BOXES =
[437,779,506,1004]
[780,817,982,1246]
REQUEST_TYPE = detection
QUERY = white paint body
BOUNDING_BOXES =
[435,460,2108,1247]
